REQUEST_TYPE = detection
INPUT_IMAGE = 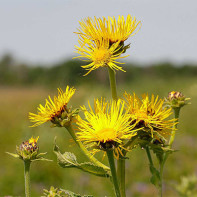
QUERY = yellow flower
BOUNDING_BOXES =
[29,86,75,127]
[124,93,176,139]
[76,15,141,44]
[17,136,39,160]
[75,38,127,75]
[76,99,137,157]
[28,136,39,146]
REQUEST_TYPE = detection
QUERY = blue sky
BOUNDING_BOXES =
[0,0,197,64]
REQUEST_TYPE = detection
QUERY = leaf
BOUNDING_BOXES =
[149,164,160,186]
[150,144,176,164]
[6,152,20,159]
[60,189,93,197]
[53,143,110,177]
[78,162,109,177]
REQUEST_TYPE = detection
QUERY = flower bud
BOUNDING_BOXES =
[51,108,80,128]
[16,136,39,161]
[166,91,190,109]
[43,186,63,197]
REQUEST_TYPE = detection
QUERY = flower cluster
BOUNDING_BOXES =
[75,15,141,75]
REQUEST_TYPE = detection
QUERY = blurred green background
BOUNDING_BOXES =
[0,54,197,196]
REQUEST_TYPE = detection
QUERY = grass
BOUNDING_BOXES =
[0,73,197,196]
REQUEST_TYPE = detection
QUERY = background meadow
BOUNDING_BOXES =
[0,56,197,196]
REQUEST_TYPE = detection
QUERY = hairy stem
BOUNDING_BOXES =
[24,160,31,197]
[108,67,126,196]
[169,108,180,147]
[117,157,126,197]
[107,150,121,197]
[108,67,118,101]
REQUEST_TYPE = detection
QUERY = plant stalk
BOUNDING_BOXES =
[145,146,153,166]
[108,67,126,196]
[66,125,110,171]
[169,108,180,147]
[106,150,121,197]
[117,157,126,197]
[24,160,31,197]
[159,107,180,196]
[159,162,164,197]
[108,67,118,101]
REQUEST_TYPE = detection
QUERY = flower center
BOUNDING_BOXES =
[97,128,116,142]
[93,47,111,65]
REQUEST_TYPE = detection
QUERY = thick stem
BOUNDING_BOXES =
[169,108,180,147]
[145,146,154,166]
[108,67,118,101]
[66,125,110,171]
[159,107,180,196]
[24,160,31,197]
[106,150,121,197]
[117,157,126,197]
[108,67,126,195]
[159,162,164,197]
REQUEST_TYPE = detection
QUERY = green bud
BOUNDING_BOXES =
[166,91,190,109]
[16,137,39,161]
[51,107,80,128]
[7,137,51,162]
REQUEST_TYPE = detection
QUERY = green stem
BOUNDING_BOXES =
[108,67,118,101]
[117,157,126,197]
[162,107,181,175]
[108,67,126,195]
[145,146,153,166]
[159,107,180,196]
[106,150,121,197]
[66,125,110,171]
[159,162,164,197]
[169,108,180,147]
[24,160,31,197]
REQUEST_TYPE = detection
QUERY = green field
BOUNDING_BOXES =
[1,73,197,196]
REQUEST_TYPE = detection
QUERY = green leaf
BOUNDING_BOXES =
[149,164,160,186]
[53,144,110,177]
[60,189,93,197]
[150,144,176,164]
[6,152,20,159]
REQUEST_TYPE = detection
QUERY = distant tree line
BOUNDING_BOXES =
[0,54,197,88]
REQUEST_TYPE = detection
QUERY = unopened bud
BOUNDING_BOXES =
[166,91,190,109]
[16,136,39,161]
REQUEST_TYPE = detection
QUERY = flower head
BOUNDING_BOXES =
[75,38,127,75]
[15,136,39,161]
[7,136,51,162]
[124,92,176,140]
[19,136,39,154]
[76,99,137,157]
[76,15,141,44]
[166,91,190,109]
[29,86,76,127]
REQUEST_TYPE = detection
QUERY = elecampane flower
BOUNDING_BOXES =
[76,99,137,156]
[124,92,176,139]
[75,38,127,75]
[29,86,75,127]
[76,15,141,44]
